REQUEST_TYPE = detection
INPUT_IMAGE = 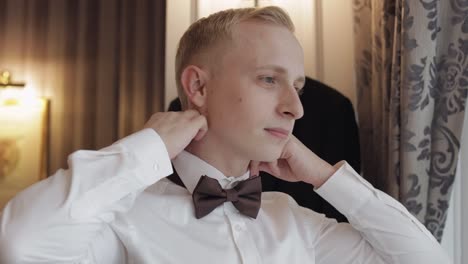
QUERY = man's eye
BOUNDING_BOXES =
[262,76,276,84]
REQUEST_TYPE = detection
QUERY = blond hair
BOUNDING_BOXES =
[175,6,295,110]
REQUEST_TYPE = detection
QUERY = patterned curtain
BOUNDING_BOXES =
[0,0,166,174]
[354,0,468,241]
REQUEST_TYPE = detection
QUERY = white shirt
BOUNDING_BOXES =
[0,128,450,263]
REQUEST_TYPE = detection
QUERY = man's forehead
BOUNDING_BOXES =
[231,22,303,56]
[218,21,304,78]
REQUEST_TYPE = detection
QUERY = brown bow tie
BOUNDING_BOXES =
[167,170,262,219]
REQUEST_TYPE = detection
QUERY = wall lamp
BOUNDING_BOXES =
[0,70,25,88]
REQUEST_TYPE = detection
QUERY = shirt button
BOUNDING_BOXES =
[153,163,159,171]
[235,224,243,232]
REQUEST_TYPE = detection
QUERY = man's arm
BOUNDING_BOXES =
[0,110,208,263]
[0,129,173,263]
[250,135,450,263]
[310,161,450,263]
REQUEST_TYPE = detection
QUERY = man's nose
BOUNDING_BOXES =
[278,87,304,120]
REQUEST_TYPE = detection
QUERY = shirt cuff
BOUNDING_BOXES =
[119,128,173,185]
[314,161,375,216]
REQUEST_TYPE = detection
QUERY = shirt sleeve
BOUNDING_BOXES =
[0,128,173,264]
[309,161,451,264]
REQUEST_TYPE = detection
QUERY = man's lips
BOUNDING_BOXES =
[264,128,290,139]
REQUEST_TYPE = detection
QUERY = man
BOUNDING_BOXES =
[0,6,449,263]
[168,77,361,223]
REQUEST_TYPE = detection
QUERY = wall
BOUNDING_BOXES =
[320,0,356,107]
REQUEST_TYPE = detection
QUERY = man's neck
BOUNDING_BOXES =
[184,137,250,177]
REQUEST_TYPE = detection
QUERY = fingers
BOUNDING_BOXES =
[192,114,208,141]
[143,110,209,160]
[249,160,279,177]
[259,161,279,176]
[183,109,200,119]
[249,161,260,177]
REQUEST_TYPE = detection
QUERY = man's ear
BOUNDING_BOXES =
[180,65,208,108]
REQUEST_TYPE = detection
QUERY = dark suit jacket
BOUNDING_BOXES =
[167,77,361,223]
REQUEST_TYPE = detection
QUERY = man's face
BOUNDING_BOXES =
[203,21,305,162]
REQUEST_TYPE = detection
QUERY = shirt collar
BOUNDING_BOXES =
[171,150,251,194]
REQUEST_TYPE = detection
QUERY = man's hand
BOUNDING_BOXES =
[249,135,336,188]
[143,110,208,159]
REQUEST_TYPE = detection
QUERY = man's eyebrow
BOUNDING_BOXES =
[256,65,306,87]
[256,65,287,73]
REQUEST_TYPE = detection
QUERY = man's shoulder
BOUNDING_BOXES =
[260,191,327,228]
[262,190,292,200]
[261,191,302,210]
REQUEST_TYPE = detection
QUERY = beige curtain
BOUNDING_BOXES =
[0,0,166,174]
[354,0,467,241]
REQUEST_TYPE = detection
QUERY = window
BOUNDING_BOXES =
[441,111,468,264]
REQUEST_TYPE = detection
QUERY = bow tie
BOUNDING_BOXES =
[167,170,262,219]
